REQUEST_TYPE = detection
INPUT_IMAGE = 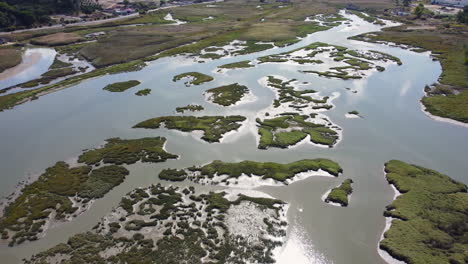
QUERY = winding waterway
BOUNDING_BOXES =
[0,12,467,264]
[0,48,56,89]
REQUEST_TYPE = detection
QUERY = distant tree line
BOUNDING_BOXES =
[457,6,468,24]
[0,0,78,30]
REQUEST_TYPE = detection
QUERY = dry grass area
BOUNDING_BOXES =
[65,0,339,66]
[80,24,221,66]
[0,48,22,73]
[30,32,84,46]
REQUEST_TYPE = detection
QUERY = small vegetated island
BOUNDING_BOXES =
[381,160,468,264]
[204,83,249,106]
[135,88,151,96]
[172,72,214,86]
[257,113,339,149]
[217,60,254,71]
[158,159,342,186]
[0,137,177,246]
[256,76,339,149]
[324,179,353,207]
[103,80,141,92]
[346,110,361,118]
[176,104,204,113]
[258,42,401,80]
[133,115,246,143]
[24,185,288,264]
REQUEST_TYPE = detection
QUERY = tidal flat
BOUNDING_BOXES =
[24,185,289,264]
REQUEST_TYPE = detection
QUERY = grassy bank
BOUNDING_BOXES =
[381,160,468,264]
[350,25,468,123]
[20,67,78,88]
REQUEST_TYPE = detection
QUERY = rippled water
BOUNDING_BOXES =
[0,13,466,264]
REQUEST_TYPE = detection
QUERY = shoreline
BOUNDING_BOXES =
[377,167,405,264]
[419,101,468,128]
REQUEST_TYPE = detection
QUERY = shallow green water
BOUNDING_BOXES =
[0,13,466,264]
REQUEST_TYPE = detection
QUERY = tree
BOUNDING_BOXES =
[395,0,400,6]
[456,6,468,24]
[414,3,424,18]
[403,0,411,7]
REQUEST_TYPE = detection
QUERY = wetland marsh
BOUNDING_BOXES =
[0,6,466,264]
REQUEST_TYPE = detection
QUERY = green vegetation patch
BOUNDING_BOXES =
[159,169,188,182]
[135,88,151,96]
[134,115,246,143]
[218,60,253,69]
[381,160,468,264]
[78,137,178,165]
[185,159,342,183]
[265,76,326,107]
[176,104,204,113]
[103,80,141,92]
[205,83,249,106]
[422,90,468,123]
[0,162,129,246]
[257,113,339,149]
[325,179,353,207]
[173,72,214,86]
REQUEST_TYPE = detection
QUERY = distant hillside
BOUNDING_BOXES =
[0,0,78,30]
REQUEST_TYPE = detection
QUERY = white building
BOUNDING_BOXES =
[431,0,468,7]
